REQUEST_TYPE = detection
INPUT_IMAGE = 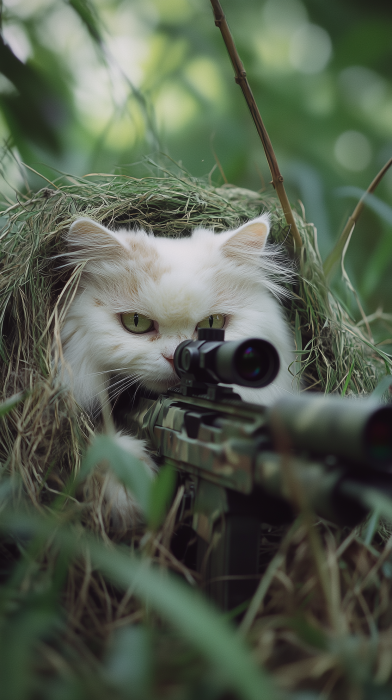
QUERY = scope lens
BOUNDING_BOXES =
[365,410,392,465]
[182,348,191,371]
[236,343,267,381]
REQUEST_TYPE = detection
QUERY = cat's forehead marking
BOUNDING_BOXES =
[94,298,104,306]
[146,261,171,283]
[124,233,171,282]
[125,234,158,258]
[107,230,224,320]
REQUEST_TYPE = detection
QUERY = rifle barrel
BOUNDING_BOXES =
[269,395,392,470]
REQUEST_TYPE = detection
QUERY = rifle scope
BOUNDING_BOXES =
[174,328,280,388]
[270,394,392,470]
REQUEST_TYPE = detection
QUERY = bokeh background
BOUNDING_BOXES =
[1,0,392,330]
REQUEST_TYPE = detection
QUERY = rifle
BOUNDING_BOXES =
[120,328,392,611]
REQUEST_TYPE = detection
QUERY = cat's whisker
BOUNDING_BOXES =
[109,376,145,398]
[85,367,136,377]
[92,375,145,420]
[93,373,143,401]
[109,377,143,401]
[102,374,144,402]
[90,370,142,395]
[90,383,128,414]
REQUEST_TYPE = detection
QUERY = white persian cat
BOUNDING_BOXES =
[60,213,295,527]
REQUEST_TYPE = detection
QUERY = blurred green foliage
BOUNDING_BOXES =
[1,0,392,326]
[2,5,392,695]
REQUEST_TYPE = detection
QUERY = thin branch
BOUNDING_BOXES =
[210,0,302,249]
[324,157,392,279]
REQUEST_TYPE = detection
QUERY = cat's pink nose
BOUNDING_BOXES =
[163,356,174,370]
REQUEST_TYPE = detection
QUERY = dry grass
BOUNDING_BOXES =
[244,518,392,697]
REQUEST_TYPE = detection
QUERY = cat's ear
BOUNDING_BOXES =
[220,214,270,260]
[65,218,129,262]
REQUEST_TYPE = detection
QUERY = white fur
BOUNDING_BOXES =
[60,214,295,526]
[98,432,157,530]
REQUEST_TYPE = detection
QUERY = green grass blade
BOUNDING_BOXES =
[0,509,277,700]
[341,360,355,397]
[67,0,103,45]
[342,483,392,524]
[79,435,152,516]
[0,392,26,418]
[294,310,302,390]
[148,462,176,530]
[370,375,392,401]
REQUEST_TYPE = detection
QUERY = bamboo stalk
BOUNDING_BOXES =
[210,0,302,249]
[323,157,392,279]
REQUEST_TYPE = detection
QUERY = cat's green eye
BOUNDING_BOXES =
[196,314,225,330]
[121,312,154,334]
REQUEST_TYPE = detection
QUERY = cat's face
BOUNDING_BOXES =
[61,214,292,411]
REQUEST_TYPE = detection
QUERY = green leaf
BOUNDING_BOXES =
[104,626,152,697]
[0,509,276,700]
[0,600,60,700]
[79,538,277,700]
[370,375,392,401]
[341,360,355,397]
[66,0,103,45]
[148,462,176,530]
[336,188,392,226]
[342,483,392,524]
[0,36,63,153]
[0,392,26,418]
[80,435,152,516]
[364,508,381,546]
[294,310,302,389]
[288,614,329,651]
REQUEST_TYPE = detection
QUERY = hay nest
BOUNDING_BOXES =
[0,173,390,508]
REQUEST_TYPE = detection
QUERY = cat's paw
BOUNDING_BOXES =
[113,432,157,477]
[90,432,157,532]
